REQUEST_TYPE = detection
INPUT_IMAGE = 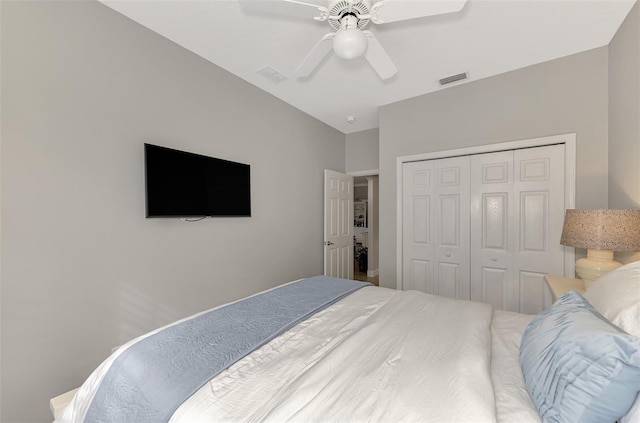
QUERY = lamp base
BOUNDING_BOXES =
[575,249,622,290]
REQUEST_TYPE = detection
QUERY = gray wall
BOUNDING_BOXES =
[609,2,640,209]
[345,128,379,173]
[354,185,368,201]
[378,48,609,289]
[609,2,640,265]
[0,1,344,421]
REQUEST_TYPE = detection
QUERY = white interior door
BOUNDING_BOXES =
[469,145,565,312]
[470,151,516,310]
[432,156,471,300]
[403,144,566,313]
[402,160,435,292]
[324,170,353,279]
[401,157,470,299]
[513,145,565,313]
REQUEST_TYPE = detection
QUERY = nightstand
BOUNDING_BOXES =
[544,275,586,301]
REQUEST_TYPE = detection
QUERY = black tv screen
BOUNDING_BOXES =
[145,143,251,218]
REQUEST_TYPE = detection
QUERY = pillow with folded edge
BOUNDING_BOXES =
[584,260,640,338]
[584,260,640,423]
[520,290,640,423]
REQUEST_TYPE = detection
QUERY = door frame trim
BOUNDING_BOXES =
[348,170,380,278]
[396,133,577,290]
[348,169,379,177]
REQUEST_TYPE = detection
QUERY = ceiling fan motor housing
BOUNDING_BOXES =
[328,0,371,30]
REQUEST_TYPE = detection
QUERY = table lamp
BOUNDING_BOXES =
[560,209,640,289]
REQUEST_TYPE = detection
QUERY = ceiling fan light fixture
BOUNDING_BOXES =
[332,28,367,59]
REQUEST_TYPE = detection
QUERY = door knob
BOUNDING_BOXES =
[324,241,335,246]
[446,253,451,257]
[491,257,498,261]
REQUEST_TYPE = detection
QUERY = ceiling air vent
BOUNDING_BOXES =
[439,72,468,86]
[257,66,288,84]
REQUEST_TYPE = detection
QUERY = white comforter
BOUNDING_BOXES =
[61,286,538,422]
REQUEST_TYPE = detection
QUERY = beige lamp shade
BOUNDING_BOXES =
[560,209,640,288]
[560,209,640,251]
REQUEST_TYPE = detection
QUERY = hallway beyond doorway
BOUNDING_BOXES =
[354,268,379,286]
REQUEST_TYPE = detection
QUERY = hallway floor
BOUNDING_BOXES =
[354,269,379,286]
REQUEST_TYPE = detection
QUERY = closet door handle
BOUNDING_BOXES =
[324,241,334,246]
[446,253,451,257]
[491,257,498,262]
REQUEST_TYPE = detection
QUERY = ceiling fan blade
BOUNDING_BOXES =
[294,33,335,78]
[238,0,329,21]
[363,31,397,80]
[370,0,466,24]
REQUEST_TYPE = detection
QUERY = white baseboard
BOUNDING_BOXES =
[367,268,379,278]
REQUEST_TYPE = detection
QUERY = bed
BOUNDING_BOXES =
[56,262,640,423]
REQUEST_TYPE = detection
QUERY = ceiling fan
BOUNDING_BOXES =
[239,0,467,80]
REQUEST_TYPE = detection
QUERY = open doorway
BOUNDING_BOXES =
[352,174,379,285]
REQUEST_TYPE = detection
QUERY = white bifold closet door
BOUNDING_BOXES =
[403,144,565,313]
[402,156,471,299]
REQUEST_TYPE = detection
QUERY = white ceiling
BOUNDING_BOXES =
[101,0,635,134]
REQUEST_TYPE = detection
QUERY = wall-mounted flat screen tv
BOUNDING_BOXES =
[145,143,251,218]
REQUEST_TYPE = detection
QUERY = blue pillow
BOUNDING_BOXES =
[520,290,640,423]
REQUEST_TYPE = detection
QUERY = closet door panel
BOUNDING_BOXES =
[410,259,431,293]
[514,145,565,312]
[519,271,553,315]
[433,156,471,300]
[438,262,460,299]
[482,193,508,249]
[439,195,460,247]
[402,161,436,293]
[402,142,566,314]
[481,267,508,309]
[470,151,515,310]
[411,196,430,244]
[519,191,548,252]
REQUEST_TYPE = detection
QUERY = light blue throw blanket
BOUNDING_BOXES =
[84,276,369,423]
